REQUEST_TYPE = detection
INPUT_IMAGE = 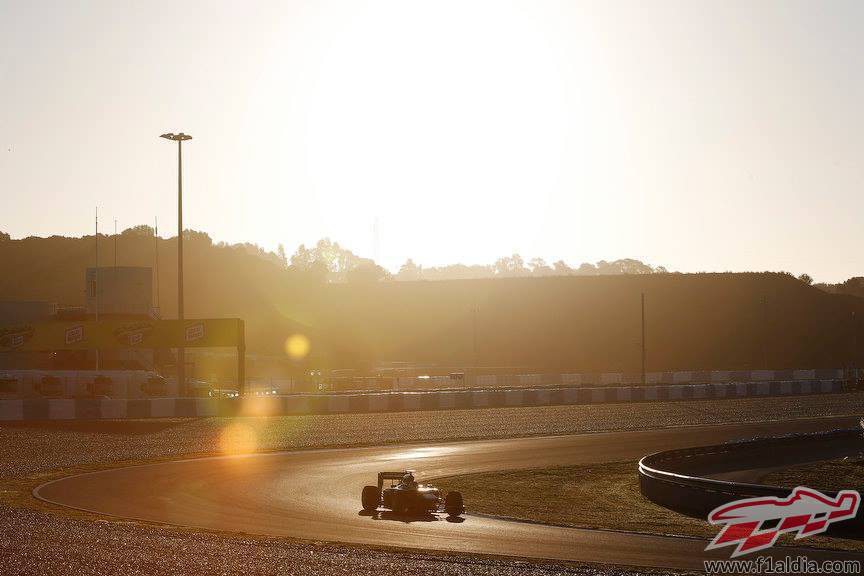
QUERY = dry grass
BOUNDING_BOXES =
[762,457,864,492]
[434,462,864,553]
[436,462,713,538]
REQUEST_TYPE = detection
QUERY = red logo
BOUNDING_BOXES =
[706,487,860,557]
[0,325,34,351]
[65,325,85,345]
[185,323,204,342]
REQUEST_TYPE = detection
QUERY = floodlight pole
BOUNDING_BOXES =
[154,216,159,311]
[177,140,183,396]
[160,132,192,396]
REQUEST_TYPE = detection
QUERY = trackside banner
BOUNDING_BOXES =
[0,318,244,351]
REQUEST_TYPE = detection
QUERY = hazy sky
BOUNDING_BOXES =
[2,1,863,281]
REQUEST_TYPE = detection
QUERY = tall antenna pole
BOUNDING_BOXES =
[114,218,117,268]
[95,207,99,323]
[641,292,646,386]
[154,216,159,311]
[95,207,100,370]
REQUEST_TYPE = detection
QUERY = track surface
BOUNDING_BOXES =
[36,416,864,571]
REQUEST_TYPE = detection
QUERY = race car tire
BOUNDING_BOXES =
[361,485,380,511]
[444,491,464,516]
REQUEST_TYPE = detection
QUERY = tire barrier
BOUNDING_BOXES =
[638,428,864,538]
[0,378,849,421]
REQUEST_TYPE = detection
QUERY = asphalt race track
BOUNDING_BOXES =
[36,416,864,571]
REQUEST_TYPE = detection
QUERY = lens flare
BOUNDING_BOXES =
[219,422,258,455]
[285,334,311,360]
[241,396,281,417]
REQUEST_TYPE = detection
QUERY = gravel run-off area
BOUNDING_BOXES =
[4,392,864,576]
[761,456,864,492]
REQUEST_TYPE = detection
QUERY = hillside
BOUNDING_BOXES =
[0,230,314,356]
[1,232,863,372]
[316,273,864,372]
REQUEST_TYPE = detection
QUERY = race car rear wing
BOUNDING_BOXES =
[378,470,413,491]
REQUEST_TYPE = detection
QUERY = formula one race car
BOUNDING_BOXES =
[361,470,464,517]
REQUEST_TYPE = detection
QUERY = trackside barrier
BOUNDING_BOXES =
[0,378,850,420]
[0,370,170,399]
[638,429,864,537]
[3,368,857,399]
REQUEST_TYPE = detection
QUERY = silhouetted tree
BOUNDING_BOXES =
[397,259,422,281]
[305,260,329,284]
[552,260,572,275]
[185,230,213,245]
[396,255,666,280]
[494,254,527,277]
[347,262,391,283]
[289,238,384,282]
[529,257,553,276]
[614,258,655,274]
[121,225,154,237]
[816,277,864,298]
[290,244,313,269]
[798,273,813,285]
[0,231,9,242]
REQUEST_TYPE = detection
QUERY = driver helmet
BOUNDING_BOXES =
[402,472,415,487]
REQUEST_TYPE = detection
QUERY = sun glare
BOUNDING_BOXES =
[219,422,258,455]
[285,334,311,360]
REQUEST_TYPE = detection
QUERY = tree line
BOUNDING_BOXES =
[282,237,669,282]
